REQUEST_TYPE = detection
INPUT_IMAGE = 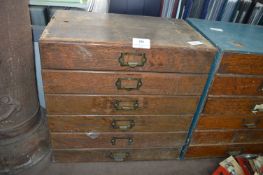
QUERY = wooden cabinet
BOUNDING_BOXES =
[185,19,263,158]
[40,11,216,162]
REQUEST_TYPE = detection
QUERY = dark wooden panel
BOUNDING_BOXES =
[40,43,215,73]
[218,53,263,75]
[191,130,263,144]
[203,97,263,116]
[53,148,180,162]
[186,143,263,158]
[210,75,263,96]
[46,95,200,115]
[48,115,192,132]
[43,70,208,95]
[51,132,186,149]
[197,114,263,130]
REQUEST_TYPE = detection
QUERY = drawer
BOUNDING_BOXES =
[218,53,263,75]
[46,95,200,115]
[185,143,263,158]
[203,97,263,116]
[191,130,263,145]
[53,148,180,162]
[43,70,208,95]
[48,115,192,132]
[197,114,263,130]
[51,132,186,149]
[40,43,215,74]
[210,75,263,96]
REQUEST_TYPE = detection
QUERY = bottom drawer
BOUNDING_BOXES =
[51,132,187,149]
[53,148,180,162]
[185,143,263,158]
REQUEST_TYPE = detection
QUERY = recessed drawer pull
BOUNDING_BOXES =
[111,137,133,145]
[252,104,263,114]
[118,52,147,68]
[109,152,129,162]
[243,123,257,129]
[113,100,139,111]
[115,78,142,91]
[111,120,135,130]
[259,83,263,92]
[242,118,259,129]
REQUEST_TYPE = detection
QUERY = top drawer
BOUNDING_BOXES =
[40,43,215,73]
[218,53,263,75]
[40,11,216,73]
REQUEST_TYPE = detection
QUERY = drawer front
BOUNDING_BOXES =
[218,53,263,75]
[203,97,263,116]
[191,130,263,145]
[186,143,263,158]
[43,70,208,95]
[53,148,180,162]
[197,115,263,130]
[46,95,200,115]
[48,115,192,132]
[51,132,186,149]
[210,75,263,96]
[40,43,214,73]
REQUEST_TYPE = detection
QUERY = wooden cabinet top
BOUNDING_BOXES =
[40,11,215,50]
[187,18,263,54]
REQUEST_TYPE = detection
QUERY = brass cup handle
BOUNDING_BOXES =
[113,100,139,111]
[118,52,147,68]
[252,104,263,114]
[111,137,133,145]
[115,78,142,91]
[109,152,129,162]
[111,120,135,130]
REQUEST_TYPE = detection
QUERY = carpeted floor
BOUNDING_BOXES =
[19,153,222,175]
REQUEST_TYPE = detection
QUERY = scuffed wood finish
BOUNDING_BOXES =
[51,132,186,149]
[46,95,200,115]
[191,130,263,144]
[210,75,263,96]
[41,12,217,161]
[53,148,180,162]
[48,115,192,132]
[218,53,263,75]
[186,143,263,158]
[197,114,263,130]
[40,11,215,49]
[203,97,263,116]
[41,43,215,73]
[43,70,208,95]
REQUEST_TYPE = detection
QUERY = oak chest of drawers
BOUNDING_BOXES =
[40,11,216,162]
[184,19,263,158]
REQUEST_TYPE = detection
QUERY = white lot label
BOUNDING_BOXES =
[133,38,151,49]
[210,28,224,32]
[187,41,203,46]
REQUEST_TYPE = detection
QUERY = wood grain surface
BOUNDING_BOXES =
[186,143,263,158]
[197,114,263,130]
[191,130,263,144]
[43,70,208,95]
[53,148,180,162]
[46,95,200,115]
[218,53,263,75]
[48,115,193,132]
[51,132,186,149]
[203,97,263,116]
[210,75,263,96]
[40,43,215,73]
